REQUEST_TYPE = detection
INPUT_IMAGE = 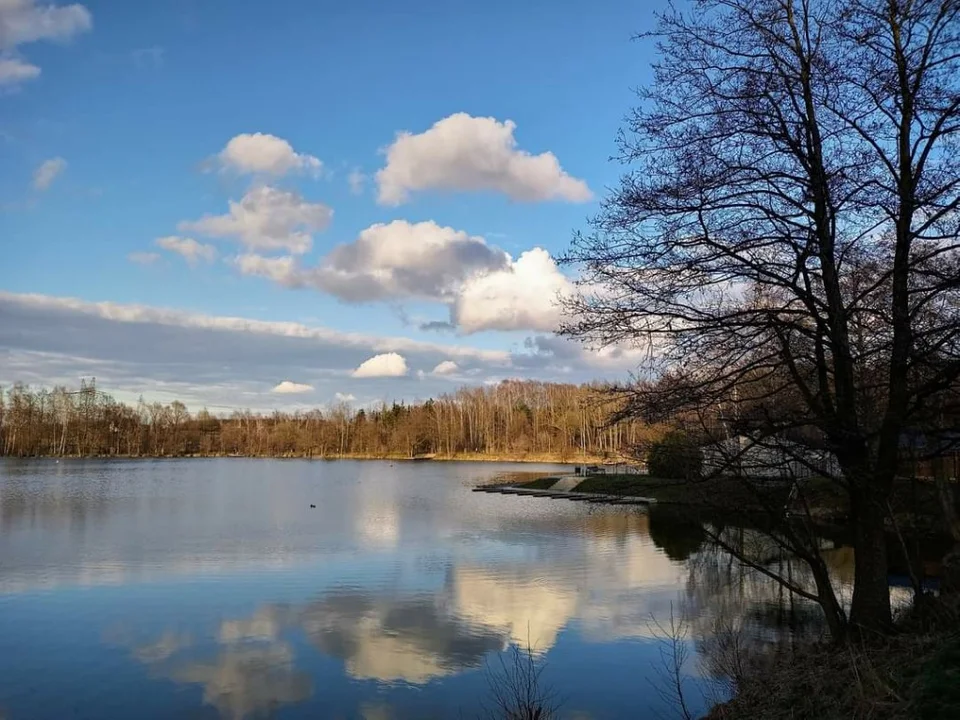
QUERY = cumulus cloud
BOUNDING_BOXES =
[0,55,38,85]
[0,0,92,48]
[128,251,160,265]
[235,220,510,303]
[453,248,573,333]
[0,0,92,88]
[180,186,332,255]
[334,392,355,403]
[352,352,407,378]
[376,112,592,205]
[32,156,66,190]
[272,380,313,394]
[232,228,573,335]
[432,360,458,376]
[155,236,216,265]
[215,133,322,177]
[315,220,508,302]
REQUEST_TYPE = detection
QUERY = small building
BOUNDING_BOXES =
[701,435,841,480]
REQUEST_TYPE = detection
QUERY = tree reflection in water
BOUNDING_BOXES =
[678,522,855,702]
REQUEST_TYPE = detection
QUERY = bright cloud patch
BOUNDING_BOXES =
[236,220,509,303]
[334,392,356,403]
[376,113,592,205]
[352,352,408,378]
[315,220,508,301]
[0,56,39,85]
[234,227,571,334]
[0,0,92,47]
[32,157,66,190]
[432,361,458,376]
[156,236,216,265]
[272,380,313,394]
[216,133,322,177]
[0,292,646,411]
[453,248,572,333]
[180,186,332,255]
[0,0,92,88]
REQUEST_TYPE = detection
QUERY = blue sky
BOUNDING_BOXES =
[0,0,666,410]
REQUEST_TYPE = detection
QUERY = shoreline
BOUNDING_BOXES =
[0,452,607,465]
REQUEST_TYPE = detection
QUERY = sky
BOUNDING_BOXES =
[0,0,667,412]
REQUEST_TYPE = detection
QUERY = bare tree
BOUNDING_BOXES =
[649,605,697,720]
[0,379,659,462]
[562,0,960,633]
[479,644,559,720]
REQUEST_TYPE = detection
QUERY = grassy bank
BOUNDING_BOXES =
[519,473,947,539]
[518,473,797,510]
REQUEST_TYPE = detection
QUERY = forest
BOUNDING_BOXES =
[0,378,659,461]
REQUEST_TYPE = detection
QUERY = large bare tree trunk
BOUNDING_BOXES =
[849,484,893,629]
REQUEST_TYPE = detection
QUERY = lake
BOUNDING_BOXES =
[0,458,823,719]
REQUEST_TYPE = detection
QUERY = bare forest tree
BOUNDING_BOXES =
[562,0,960,634]
[0,380,659,463]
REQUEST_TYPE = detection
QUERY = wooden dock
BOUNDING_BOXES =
[472,485,657,505]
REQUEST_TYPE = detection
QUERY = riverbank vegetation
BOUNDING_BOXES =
[554,0,960,715]
[707,604,960,720]
[0,379,660,462]
[562,0,960,636]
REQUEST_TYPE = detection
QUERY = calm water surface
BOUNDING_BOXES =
[0,459,807,719]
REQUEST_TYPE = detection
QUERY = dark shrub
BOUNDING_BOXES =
[648,431,702,480]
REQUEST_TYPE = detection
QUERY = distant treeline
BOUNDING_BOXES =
[0,379,660,460]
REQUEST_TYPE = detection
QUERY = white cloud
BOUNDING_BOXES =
[0,292,649,412]
[180,186,331,256]
[0,291,508,363]
[216,133,322,177]
[0,55,38,85]
[314,220,508,302]
[32,156,65,190]
[334,392,355,403]
[0,0,92,88]
[231,225,571,335]
[234,253,300,284]
[0,291,521,410]
[0,0,92,48]
[352,352,407,378]
[347,168,365,194]
[156,236,216,265]
[453,248,573,333]
[376,112,592,205]
[128,251,160,265]
[272,380,313,394]
[235,220,509,303]
[432,360,458,376]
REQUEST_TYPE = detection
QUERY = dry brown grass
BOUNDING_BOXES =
[707,601,960,720]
